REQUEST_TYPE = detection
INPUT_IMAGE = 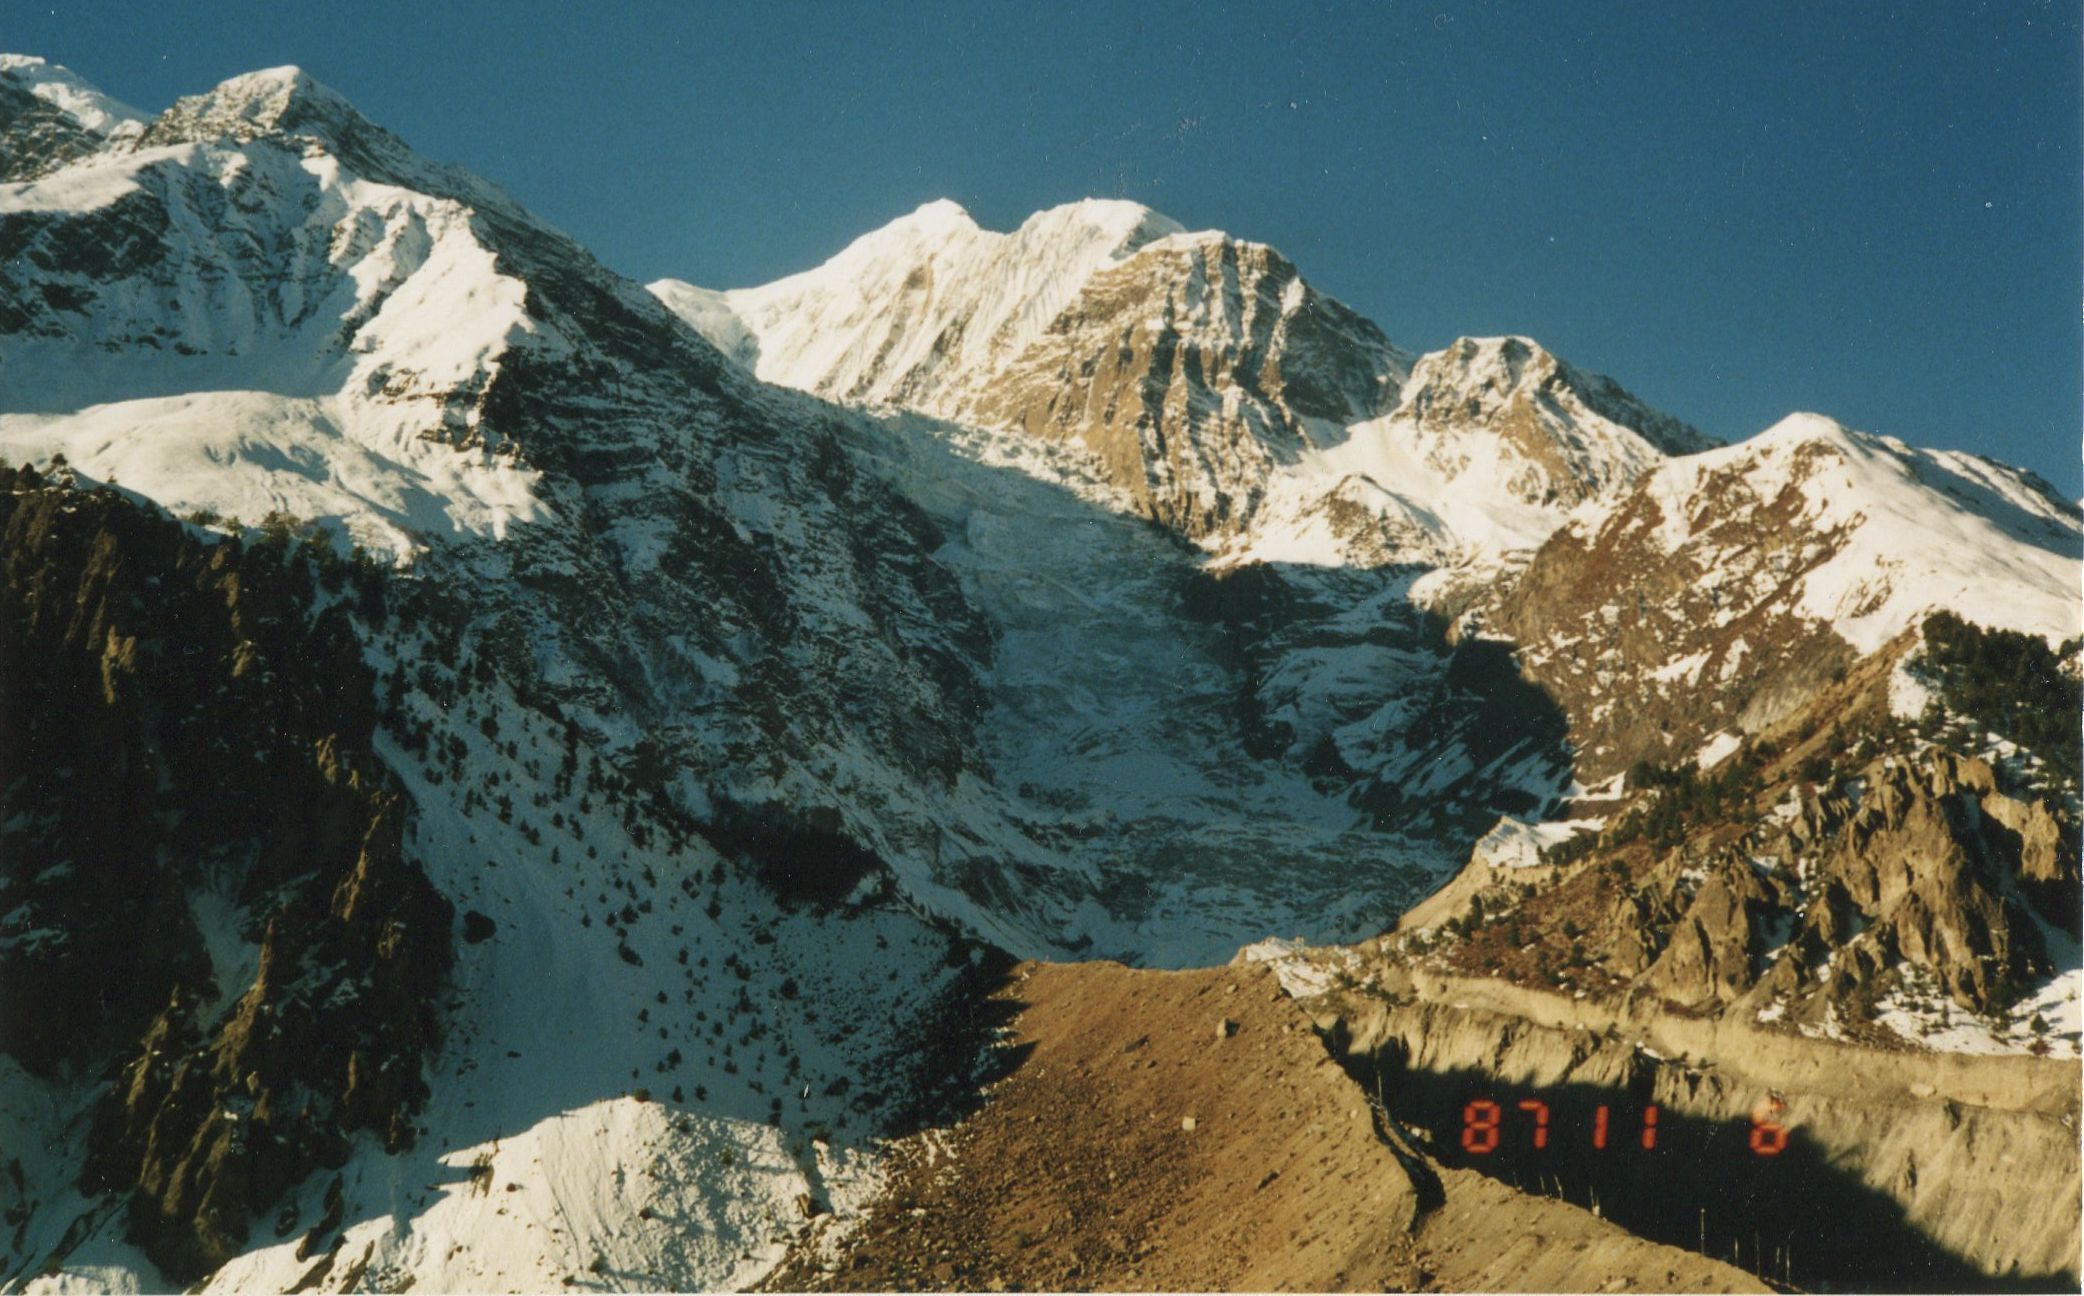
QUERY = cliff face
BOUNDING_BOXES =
[1312,973,2080,1289]
[1400,669,2077,1037]
[1616,746,2073,1024]
[0,468,451,1280]
[957,235,1405,542]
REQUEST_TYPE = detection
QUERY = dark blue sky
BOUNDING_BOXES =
[18,1,2082,490]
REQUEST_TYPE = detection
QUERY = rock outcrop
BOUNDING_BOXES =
[1395,642,2078,1047]
[958,234,1405,541]
[0,470,451,1280]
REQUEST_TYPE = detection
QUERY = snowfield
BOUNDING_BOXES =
[0,98,547,555]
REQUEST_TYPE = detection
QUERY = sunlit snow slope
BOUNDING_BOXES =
[656,210,1706,570]
[0,56,1011,1295]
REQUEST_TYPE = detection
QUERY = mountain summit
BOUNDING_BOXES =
[657,197,1187,405]
[658,204,1719,565]
[140,65,360,145]
[0,53,144,176]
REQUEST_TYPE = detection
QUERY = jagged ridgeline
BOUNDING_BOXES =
[0,467,450,1279]
[1399,622,2082,1048]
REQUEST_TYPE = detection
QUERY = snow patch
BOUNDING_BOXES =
[1238,938,1358,999]
[1471,816,1603,870]
[1695,731,1744,770]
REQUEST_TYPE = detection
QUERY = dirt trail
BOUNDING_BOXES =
[765,961,1765,1292]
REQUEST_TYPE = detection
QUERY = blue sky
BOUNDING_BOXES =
[17,1,2082,490]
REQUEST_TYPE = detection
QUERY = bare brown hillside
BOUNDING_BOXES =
[763,961,1765,1292]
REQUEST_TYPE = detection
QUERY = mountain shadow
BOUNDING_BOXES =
[846,409,1578,966]
[0,468,1022,1288]
[1352,1057,2076,1293]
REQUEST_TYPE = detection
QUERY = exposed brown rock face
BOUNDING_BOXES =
[1396,336,1711,508]
[1763,751,2071,1013]
[1495,441,1861,783]
[960,237,1403,541]
[1636,745,2068,1027]
[1312,966,2081,1289]
[1986,786,2083,921]
[0,469,451,1281]
[1406,652,2074,1043]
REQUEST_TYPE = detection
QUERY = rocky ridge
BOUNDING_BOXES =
[1494,413,2082,782]
[656,205,1711,569]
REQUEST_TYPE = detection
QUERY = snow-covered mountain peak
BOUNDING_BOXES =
[1736,410,1909,469]
[1011,195,1186,249]
[0,52,148,178]
[1496,406,2082,780]
[899,194,976,226]
[853,195,1182,255]
[677,196,1195,406]
[1569,411,2084,656]
[0,53,143,136]
[1415,332,1544,377]
[1397,335,1561,417]
[773,196,1176,296]
[0,59,629,553]
[1399,334,1711,458]
[1645,411,2083,547]
[1208,334,1721,572]
[139,63,363,148]
[649,196,1749,583]
[843,195,980,253]
[1753,409,1854,445]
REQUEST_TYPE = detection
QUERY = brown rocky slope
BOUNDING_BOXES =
[762,960,1765,1293]
[1303,638,2083,1290]
[1396,639,2078,1046]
